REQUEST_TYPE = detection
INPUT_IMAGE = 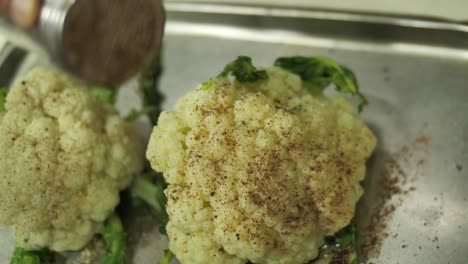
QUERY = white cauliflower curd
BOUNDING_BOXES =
[147,58,376,264]
[0,68,143,252]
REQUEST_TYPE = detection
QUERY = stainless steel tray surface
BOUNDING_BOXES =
[1,2,468,264]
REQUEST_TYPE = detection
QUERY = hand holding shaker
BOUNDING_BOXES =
[0,0,165,85]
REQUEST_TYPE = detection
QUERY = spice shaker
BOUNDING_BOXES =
[0,0,165,85]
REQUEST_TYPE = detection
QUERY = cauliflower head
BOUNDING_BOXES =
[147,66,376,264]
[0,68,143,251]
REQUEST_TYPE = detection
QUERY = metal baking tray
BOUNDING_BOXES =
[1,2,468,263]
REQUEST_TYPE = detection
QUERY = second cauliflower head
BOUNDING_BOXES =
[147,64,376,263]
[0,68,143,251]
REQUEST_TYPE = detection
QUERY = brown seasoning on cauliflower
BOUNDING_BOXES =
[148,67,376,264]
[0,68,143,251]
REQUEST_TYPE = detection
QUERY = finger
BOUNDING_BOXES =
[10,0,40,28]
[0,0,11,15]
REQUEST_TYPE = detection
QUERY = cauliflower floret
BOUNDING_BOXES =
[147,66,376,264]
[0,68,144,252]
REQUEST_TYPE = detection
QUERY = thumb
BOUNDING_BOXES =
[1,0,41,28]
[0,0,11,14]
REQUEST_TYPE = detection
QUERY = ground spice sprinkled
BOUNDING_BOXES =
[360,135,430,259]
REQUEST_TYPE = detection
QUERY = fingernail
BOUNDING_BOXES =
[11,0,40,28]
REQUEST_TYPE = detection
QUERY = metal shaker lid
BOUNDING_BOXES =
[39,0,165,86]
